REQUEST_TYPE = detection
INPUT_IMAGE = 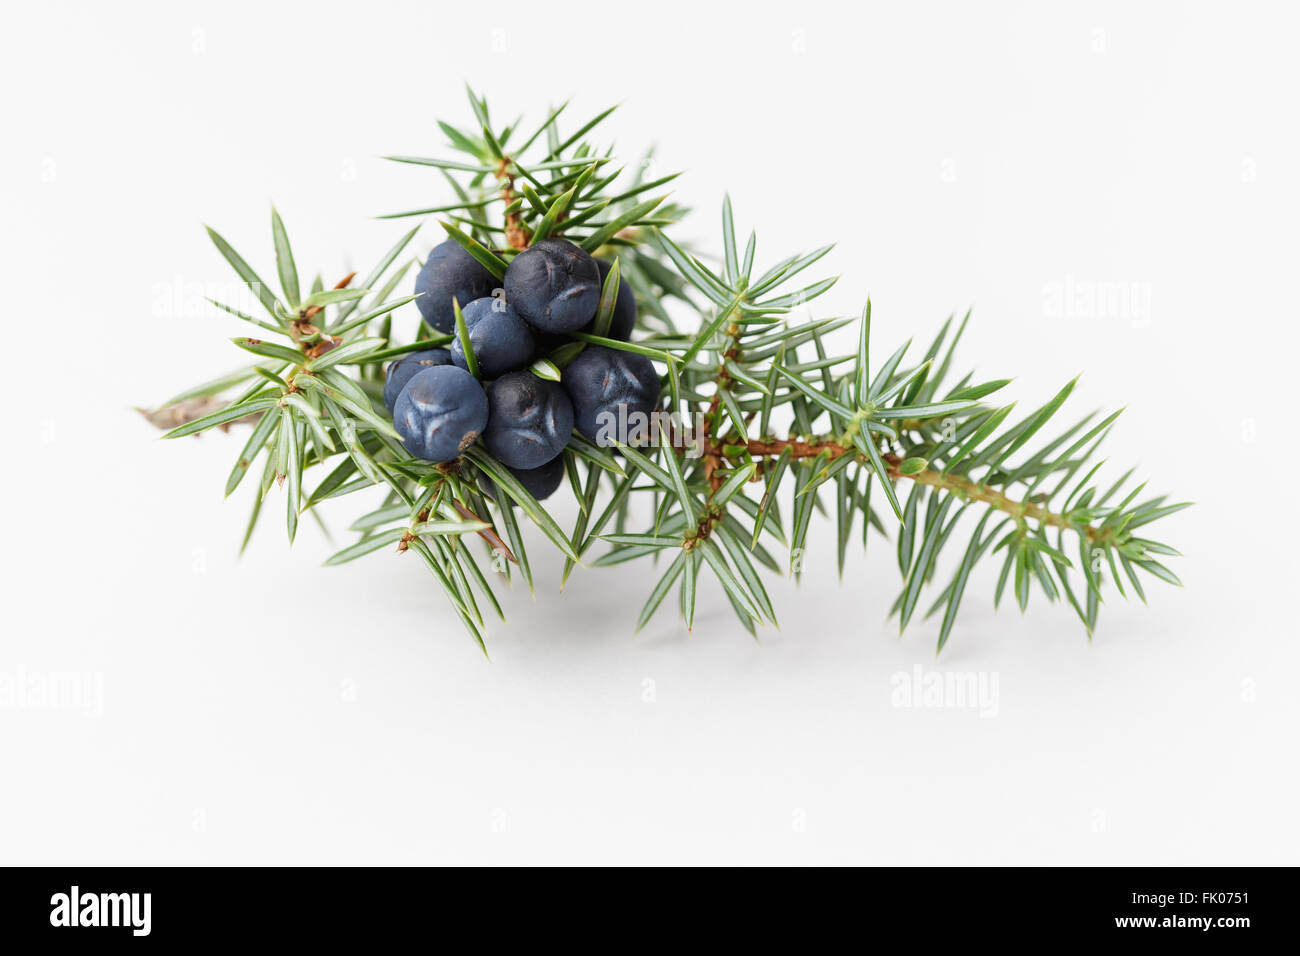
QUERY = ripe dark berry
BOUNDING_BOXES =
[483,370,574,469]
[503,238,601,333]
[562,346,661,444]
[579,258,637,341]
[414,239,499,334]
[383,348,452,414]
[450,296,535,379]
[393,365,489,463]
[483,456,565,504]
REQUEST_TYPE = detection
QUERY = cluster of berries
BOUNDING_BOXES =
[383,237,660,500]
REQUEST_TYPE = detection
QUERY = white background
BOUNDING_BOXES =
[2,0,1296,865]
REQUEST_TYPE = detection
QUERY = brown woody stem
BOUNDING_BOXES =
[738,436,1110,544]
[497,158,530,250]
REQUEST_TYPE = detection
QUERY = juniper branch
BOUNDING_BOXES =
[152,87,1187,654]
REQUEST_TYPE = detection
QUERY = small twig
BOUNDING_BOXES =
[302,272,356,322]
[452,499,519,565]
[740,436,1109,542]
[136,399,261,432]
[497,158,530,250]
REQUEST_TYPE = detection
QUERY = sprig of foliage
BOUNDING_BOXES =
[154,87,1187,655]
